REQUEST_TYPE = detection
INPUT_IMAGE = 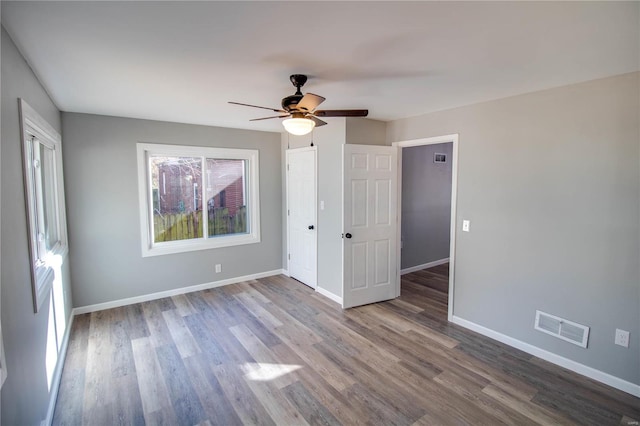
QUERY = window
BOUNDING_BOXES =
[19,99,68,313]
[137,143,260,256]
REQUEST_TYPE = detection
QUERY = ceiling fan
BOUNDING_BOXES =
[229,74,368,135]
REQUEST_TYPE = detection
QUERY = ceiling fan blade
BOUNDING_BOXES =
[249,114,291,121]
[297,93,325,112]
[313,109,368,117]
[307,116,327,127]
[229,101,286,113]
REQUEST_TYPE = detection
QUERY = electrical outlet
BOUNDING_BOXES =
[215,264,221,273]
[462,220,470,232]
[615,329,630,348]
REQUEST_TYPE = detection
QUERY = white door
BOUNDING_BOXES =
[286,147,317,288]
[342,144,398,308]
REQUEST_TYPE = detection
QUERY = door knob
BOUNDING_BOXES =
[345,233,352,239]
[308,225,314,230]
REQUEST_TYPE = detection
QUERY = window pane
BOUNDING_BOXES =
[205,159,247,237]
[150,156,203,243]
[39,143,59,252]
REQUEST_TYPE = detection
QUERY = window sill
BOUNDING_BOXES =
[141,233,260,257]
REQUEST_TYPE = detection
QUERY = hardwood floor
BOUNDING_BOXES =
[53,267,640,425]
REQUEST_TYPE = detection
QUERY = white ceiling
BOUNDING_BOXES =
[2,1,639,133]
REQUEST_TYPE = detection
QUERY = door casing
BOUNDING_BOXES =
[393,134,459,321]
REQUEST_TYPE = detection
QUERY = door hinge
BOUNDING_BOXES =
[288,254,291,260]
[288,209,290,216]
[287,164,290,171]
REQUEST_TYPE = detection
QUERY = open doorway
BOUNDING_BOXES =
[393,135,458,321]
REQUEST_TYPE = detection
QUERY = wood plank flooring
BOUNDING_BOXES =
[53,265,640,425]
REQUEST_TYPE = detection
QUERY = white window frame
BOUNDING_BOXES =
[19,99,69,313]
[137,143,261,257]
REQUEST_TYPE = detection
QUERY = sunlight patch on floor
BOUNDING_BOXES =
[241,362,302,381]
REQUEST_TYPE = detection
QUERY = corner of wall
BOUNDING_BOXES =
[346,117,388,146]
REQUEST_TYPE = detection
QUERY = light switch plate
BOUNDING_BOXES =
[462,220,470,232]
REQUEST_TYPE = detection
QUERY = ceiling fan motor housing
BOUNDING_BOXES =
[282,75,309,111]
[281,94,304,112]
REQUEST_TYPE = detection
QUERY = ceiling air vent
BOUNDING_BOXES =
[534,310,589,348]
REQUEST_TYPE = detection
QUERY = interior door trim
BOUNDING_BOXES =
[392,134,459,322]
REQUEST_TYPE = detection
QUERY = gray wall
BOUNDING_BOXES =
[315,121,348,298]
[401,143,452,270]
[387,72,640,385]
[1,26,73,425]
[62,113,282,307]
[346,117,387,146]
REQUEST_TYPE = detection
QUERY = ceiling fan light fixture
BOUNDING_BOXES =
[282,117,315,136]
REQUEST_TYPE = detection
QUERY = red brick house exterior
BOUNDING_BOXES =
[155,157,244,216]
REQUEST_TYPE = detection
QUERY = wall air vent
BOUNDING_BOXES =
[534,310,589,348]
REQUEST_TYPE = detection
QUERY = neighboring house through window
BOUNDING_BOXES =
[137,143,260,256]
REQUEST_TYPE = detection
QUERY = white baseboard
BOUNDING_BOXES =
[401,258,449,275]
[451,315,640,398]
[281,269,290,277]
[73,269,285,315]
[43,311,75,426]
[316,286,342,305]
